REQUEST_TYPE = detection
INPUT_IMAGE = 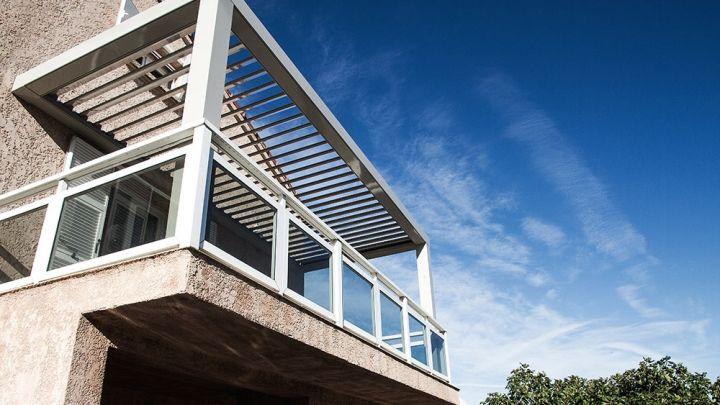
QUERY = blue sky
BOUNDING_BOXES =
[246,1,720,402]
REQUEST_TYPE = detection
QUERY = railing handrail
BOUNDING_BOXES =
[0,122,199,208]
[206,120,446,333]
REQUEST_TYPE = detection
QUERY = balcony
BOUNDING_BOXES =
[2,0,451,388]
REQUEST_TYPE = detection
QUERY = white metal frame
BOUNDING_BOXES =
[340,258,377,341]
[1,0,454,383]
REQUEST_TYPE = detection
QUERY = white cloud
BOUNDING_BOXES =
[434,261,715,403]
[479,74,647,262]
[617,284,665,318]
[522,217,566,248]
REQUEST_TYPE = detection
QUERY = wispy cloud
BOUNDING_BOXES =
[522,217,566,248]
[617,284,665,318]
[479,74,647,262]
[275,19,716,404]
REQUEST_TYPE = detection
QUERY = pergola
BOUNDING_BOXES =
[12,0,437,317]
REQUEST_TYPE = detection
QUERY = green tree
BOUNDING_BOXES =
[482,357,720,404]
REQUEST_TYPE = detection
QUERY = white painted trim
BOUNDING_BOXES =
[212,153,280,209]
[274,197,289,292]
[175,126,213,248]
[181,0,233,126]
[30,181,67,278]
[372,274,382,341]
[416,243,436,318]
[0,277,33,295]
[343,319,378,345]
[283,288,335,322]
[12,0,197,92]
[200,241,279,292]
[288,215,333,252]
[331,240,343,325]
[0,125,195,207]
[401,296,412,363]
[36,238,179,282]
[0,197,50,222]
[61,147,188,199]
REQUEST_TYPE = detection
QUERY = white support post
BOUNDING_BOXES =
[274,197,289,292]
[30,180,68,278]
[443,331,453,381]
[181,0,233,127]
[331,240,343,326]
[424,318,432,371]
[416,243,436,318]
[175,0,232,248]
[372,275,382,340]
[401,296,412,362]
[175,127,213,248]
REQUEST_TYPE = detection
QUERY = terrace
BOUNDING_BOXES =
[1,0,450,385]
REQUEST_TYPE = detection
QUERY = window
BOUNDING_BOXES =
[49,158,184,270]
[0,206,47,283]
[287,221,331,310]
[431,331,448,375]
[205,161,276,277]
[379,291,404,353]
[409,314,428,365]
[342,263,374,334]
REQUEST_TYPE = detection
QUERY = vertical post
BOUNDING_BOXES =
[416,243,436,318]
[331,240,343,326]
[181,0,233,127]
[31,180,68,278]
[423,319,432,370]
[274,197,289,291]
[176,0,232,248]
[175,127,213,248]
[401,296,412,362]
[372,276,382,341]
[443,331,452,381]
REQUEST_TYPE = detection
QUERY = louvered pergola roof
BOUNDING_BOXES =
[12,0,428,259]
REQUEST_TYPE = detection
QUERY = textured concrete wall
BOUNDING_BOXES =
[0,250,191,404]
[0,249,459,404]
[0,0,161,195]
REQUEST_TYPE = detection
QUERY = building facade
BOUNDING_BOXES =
[0,0,459,403]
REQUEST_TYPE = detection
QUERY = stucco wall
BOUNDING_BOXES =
[0,249,459,404]
[0,0,161,196]
[0,250,191,404]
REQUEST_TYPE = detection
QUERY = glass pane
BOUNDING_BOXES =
[409,314,428,365]
[287,222,331,310]
[379,292,404,353]
[49,158,184,270]
[342,264,374,334]
[431,332,447,375]
[205,162,276,277]
[0,206,47,283]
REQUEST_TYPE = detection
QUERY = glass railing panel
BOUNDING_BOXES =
[409,313,428,365]
[430,331,447,375]
[0,206,48,284]
[342,263,374,335]
[48,157,184,270]
[379,291,404,353]
[287,220,331,311]
[205,161,277,277]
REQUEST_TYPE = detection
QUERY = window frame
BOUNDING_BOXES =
[407,304,432,370]
[340,258,377,342]
[199,152,281,291]
[283,213,335,321]
[376,281,406,357]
